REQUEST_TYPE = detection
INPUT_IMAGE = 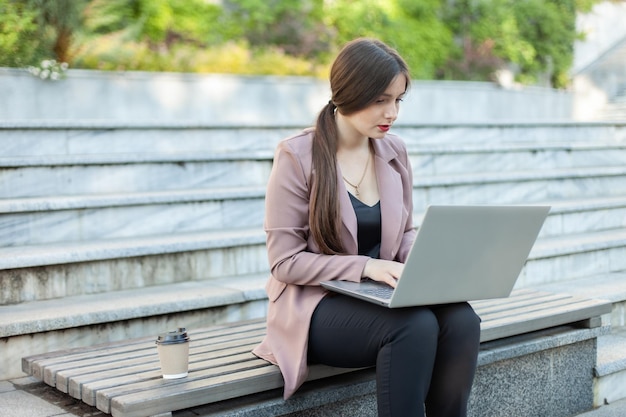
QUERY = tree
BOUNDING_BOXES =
[440,0,600,87]
[26,0,87,63]
[0,0,40,66]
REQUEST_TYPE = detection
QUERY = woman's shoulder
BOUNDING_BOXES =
[276,128,315,156]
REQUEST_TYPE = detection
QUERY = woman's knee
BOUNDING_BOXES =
[436,303,481,340]
[387,308,440,344]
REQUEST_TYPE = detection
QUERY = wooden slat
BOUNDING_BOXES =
[20,290,612,417]
[81,343,263,406]
[23,319,267,387]
[111,365,284,417]
[99,357,274,413]
[477,298,611,342]
[468,288,540,309]
[110,363,358,417]
[472,292,570,316]
[68,339,261,400]
[35,323,266,389]
[61,331,265,398]
[476,295,584,323]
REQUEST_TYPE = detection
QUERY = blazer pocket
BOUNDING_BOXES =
[266,277,287,302]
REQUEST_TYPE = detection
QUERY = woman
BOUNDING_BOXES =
[252,38,481,417]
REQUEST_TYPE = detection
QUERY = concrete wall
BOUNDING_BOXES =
[0,68,574,125]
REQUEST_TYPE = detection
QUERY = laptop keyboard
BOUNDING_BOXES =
[358,285,394,300]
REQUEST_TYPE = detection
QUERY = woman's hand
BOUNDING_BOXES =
[362,259,404,288]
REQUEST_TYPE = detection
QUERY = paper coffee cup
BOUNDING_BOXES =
[156,328,190,379]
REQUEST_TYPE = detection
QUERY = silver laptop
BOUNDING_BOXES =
[320,205,550,308]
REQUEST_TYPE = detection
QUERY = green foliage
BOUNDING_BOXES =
[0,0,39,66]
[24,0,87,63]
[83,0,233,44]
[72,37,327,76]
[76,0,241,70]
[439,0,597,87]
[225,0,330,57]
[1,0,601,88]
[83,0,170,42]
[0,0,86,66]
[512,0,579,88]
[388,0,454,80]
[322,0,454,79]
[169,1,240,45]
[439,0,531,80]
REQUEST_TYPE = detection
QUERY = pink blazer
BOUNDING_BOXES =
[252,129,416,399]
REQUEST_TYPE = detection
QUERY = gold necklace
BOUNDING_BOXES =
[342,151,370,198]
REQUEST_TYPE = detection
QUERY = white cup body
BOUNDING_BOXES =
[156,340,190,379]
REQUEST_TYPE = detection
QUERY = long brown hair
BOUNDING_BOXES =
[309,38,411,254]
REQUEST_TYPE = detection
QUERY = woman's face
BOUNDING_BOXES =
[338,74,407,142]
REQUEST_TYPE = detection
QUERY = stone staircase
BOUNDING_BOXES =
[573,30,626,122]
[598,86,626,121]
[1,120,626,409]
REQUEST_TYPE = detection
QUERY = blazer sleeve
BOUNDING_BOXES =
[264,139,368,286]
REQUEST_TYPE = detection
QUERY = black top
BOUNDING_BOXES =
[349,193,382,259]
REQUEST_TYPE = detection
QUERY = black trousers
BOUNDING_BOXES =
[308,293,481,417]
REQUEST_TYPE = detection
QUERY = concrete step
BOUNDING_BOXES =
[594,328,626,406]
[0,187,266,246]
[0,273,268,382]
[410,195,626,239]
[3,122,626,159]
[4,162,626,209]
[393,122,626,146]
[0,122,291,156]
[0,228,268,305]
[522,230,626,288]
[4,140,626,198]
[0,273,268,339]
[410,142,626,176]
[1,188,624,245]
[413,165,626,210]
[541,196,626,238]
[0,153,273,198]
[2,223,625,304]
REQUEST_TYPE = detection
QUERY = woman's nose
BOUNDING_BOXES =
[384,103,398,120]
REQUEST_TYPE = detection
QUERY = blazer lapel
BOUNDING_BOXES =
[373,139,404,260]
[337,163,359,254]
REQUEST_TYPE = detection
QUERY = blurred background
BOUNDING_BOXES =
[0,0,615,88]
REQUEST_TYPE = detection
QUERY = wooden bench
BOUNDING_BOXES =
[22,289,611,417]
